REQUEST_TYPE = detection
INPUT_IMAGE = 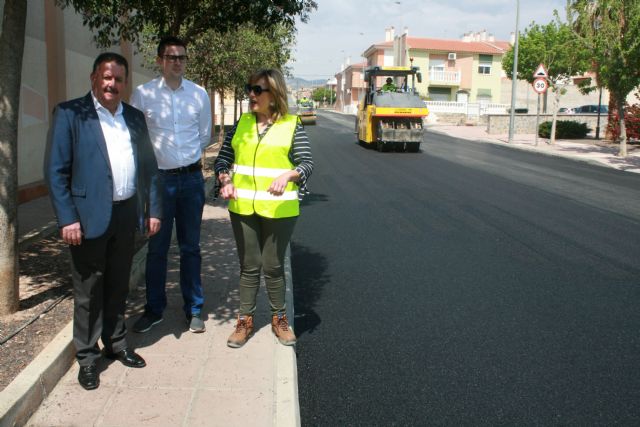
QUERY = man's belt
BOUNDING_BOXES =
[162,161,202,175]
[113,195,135,205]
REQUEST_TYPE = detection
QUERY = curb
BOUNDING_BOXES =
[278,246,301,426]
[1,176,300,427]
[0,323,74,427]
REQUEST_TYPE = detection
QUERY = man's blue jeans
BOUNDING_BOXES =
[145,169,205,318]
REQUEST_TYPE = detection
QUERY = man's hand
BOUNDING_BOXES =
[61,222,82,245]
[146,218,161,236]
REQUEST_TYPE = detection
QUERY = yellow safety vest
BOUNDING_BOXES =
[229,113,299,218]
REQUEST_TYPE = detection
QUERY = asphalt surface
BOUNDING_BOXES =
[293,111,640,425]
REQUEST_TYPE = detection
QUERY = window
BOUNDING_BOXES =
[428,87,452,101]
[477,88,492,102]
[478,54,492,75]
[429,58,445,71]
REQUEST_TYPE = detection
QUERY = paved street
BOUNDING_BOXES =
[293,111,640,424]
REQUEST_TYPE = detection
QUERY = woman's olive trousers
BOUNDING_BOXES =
[230,212,297,316]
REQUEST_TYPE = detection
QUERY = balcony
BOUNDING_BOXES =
[428,69,461,85]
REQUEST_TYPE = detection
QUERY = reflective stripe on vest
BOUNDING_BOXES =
[229,113,299,218]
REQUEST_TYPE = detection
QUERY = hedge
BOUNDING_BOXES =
[538,120,591,139]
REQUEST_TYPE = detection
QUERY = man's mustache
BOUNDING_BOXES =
[104,87,119,94]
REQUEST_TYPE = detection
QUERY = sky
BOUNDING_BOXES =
[288,0,569,81]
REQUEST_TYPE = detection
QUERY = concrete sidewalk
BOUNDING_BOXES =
[428,124,640,174]
[2,185,300,426]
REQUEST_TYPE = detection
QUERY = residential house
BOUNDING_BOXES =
[362,28,511,104]
[334,61,366,114]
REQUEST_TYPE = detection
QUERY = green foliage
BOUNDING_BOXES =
[311,87,335,103]
[502,18,590,86]
[570,0,640,153]
[538,120,591,138]
[55,0,317,47]
[187,23,295,95]
[571,0,640,100]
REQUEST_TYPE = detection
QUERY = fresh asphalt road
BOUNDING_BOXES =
[292,110,640,425]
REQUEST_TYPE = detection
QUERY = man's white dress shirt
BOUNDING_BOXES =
[92,92,136,201]
[130,77,212,170]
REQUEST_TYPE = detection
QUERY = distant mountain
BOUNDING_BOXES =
[287,77,329,89]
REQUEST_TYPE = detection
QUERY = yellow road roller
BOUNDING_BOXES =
[356,66,429,152]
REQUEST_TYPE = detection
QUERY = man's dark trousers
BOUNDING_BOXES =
[70,196,137,366]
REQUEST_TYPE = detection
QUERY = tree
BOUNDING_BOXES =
[55,0,317,45]
[311,87,335,104]
[502,16,591,144]
[571,0,640,156]
[187,23,296,142]
[0,0,28,315]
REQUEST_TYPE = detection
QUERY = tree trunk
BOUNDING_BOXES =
[233,90,238,123]
[209,88,216,143]
[617,97,627,157]
[218,89,225,145]
[0,0,27,315]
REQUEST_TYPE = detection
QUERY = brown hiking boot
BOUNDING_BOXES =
[227,315,254,348]
[271,313,296,346]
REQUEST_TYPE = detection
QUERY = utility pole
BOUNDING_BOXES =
[508,0,520,143]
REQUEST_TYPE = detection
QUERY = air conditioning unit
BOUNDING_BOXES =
[448,52,457,60]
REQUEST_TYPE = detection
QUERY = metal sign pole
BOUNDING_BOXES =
[508,0,520,144]
[535,93,541,146]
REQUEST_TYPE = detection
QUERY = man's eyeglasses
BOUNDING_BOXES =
[245,84,270,96]
[162,55,188,63]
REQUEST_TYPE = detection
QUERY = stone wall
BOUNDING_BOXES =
[428,112,489,126]
[486,114,606,134]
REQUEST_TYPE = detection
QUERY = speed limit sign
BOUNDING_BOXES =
[533,77,548,94]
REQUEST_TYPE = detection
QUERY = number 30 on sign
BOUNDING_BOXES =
[533,78,548,94]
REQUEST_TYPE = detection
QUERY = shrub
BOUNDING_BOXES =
[538,120,591,139]
[606,94,640,142]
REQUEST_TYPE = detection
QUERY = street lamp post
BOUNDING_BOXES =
[595,86,603,139]
[508,0,520,143]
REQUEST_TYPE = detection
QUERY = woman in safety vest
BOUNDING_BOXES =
[214,69,313,348]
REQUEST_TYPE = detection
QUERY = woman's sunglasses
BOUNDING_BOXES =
[245,84,270,96]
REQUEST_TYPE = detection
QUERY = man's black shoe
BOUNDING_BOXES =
[105,348,146,368]
[78,364,99,390]
[133,311,163,333]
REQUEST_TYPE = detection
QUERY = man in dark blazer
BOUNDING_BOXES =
[44,52,162,390]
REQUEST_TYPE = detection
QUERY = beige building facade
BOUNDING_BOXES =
[6,1,157,203]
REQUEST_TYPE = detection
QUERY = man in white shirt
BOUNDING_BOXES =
[45,52,162,390]
[131,36,212,334]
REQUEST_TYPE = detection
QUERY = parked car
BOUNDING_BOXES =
[558,107,575,114]
[574,104,608,114]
